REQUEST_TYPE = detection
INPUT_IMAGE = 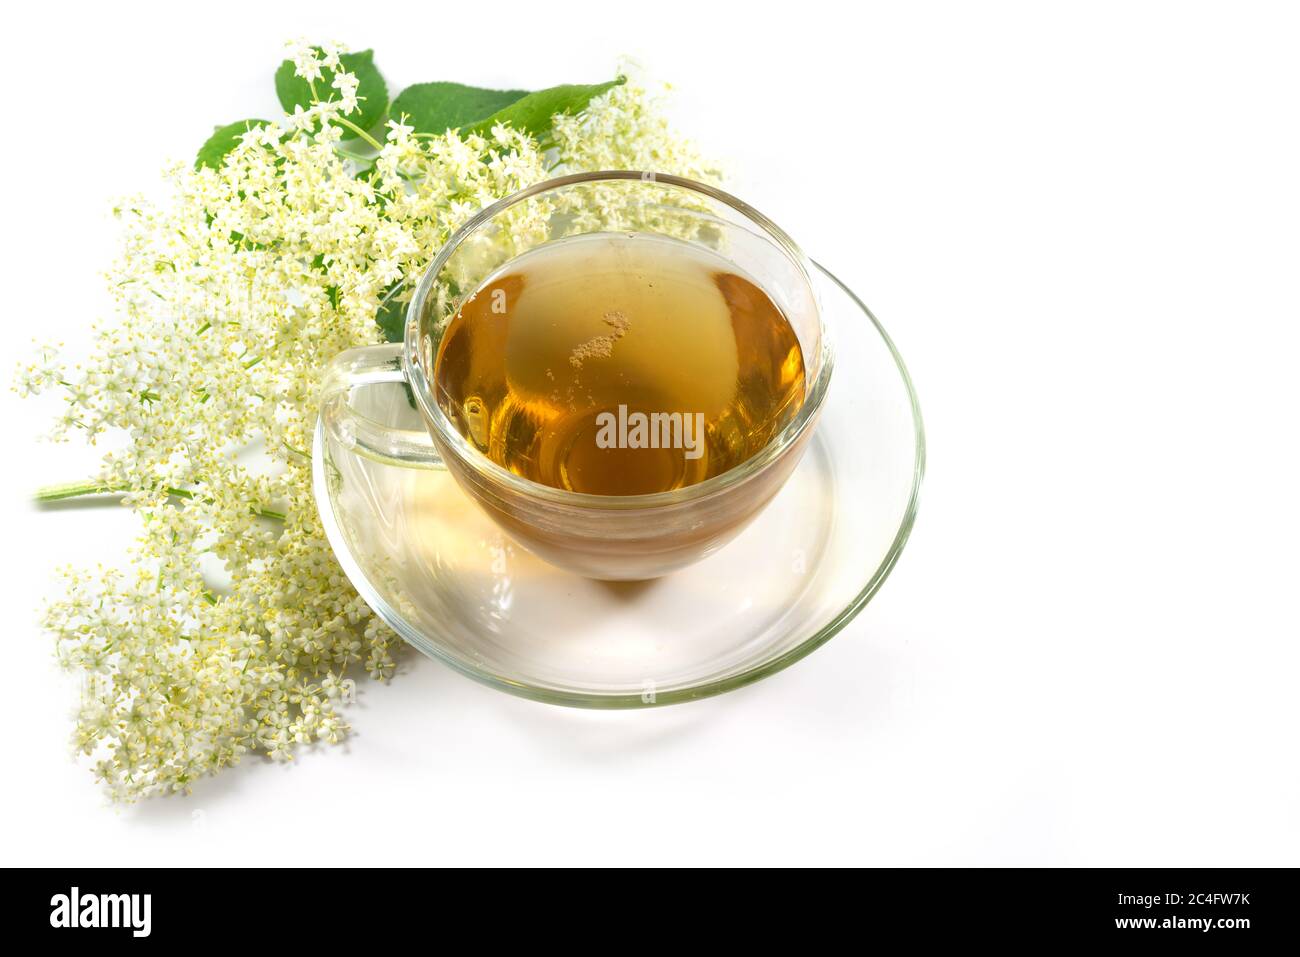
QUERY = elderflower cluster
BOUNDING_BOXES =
[17,47,715,802]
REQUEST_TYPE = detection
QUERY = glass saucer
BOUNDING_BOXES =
[312,263,925,707]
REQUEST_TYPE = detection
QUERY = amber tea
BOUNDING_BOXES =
[433,232,806,496]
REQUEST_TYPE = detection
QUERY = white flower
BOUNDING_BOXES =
[331,70,360,114]
[386,118,414,144]
[319,41,347,71]
[287,39,324,83]
[287,104,316,133]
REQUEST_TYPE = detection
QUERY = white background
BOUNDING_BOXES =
[1,0,1297,866]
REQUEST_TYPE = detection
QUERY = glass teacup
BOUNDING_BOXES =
[321,171,833,579]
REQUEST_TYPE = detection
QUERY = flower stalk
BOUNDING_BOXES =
[35,480,287,522]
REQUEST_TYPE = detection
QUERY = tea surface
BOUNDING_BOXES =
[433,233,806,495]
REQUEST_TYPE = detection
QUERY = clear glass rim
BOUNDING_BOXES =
[403,170,834,511]
[318,261,926,707]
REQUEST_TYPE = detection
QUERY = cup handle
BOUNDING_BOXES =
[320,343,445,469]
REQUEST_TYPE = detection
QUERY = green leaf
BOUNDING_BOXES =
[376,289,417,410]
[274,48,388,139]
[391,81,530,135]
[466,77,625,136]
[196,119,268,170]
[376,288,406,342]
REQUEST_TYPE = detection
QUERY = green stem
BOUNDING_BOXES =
[34,480,286,522]
[33,480,115,502]
[334,142,377,161]
[333,116,384,151]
